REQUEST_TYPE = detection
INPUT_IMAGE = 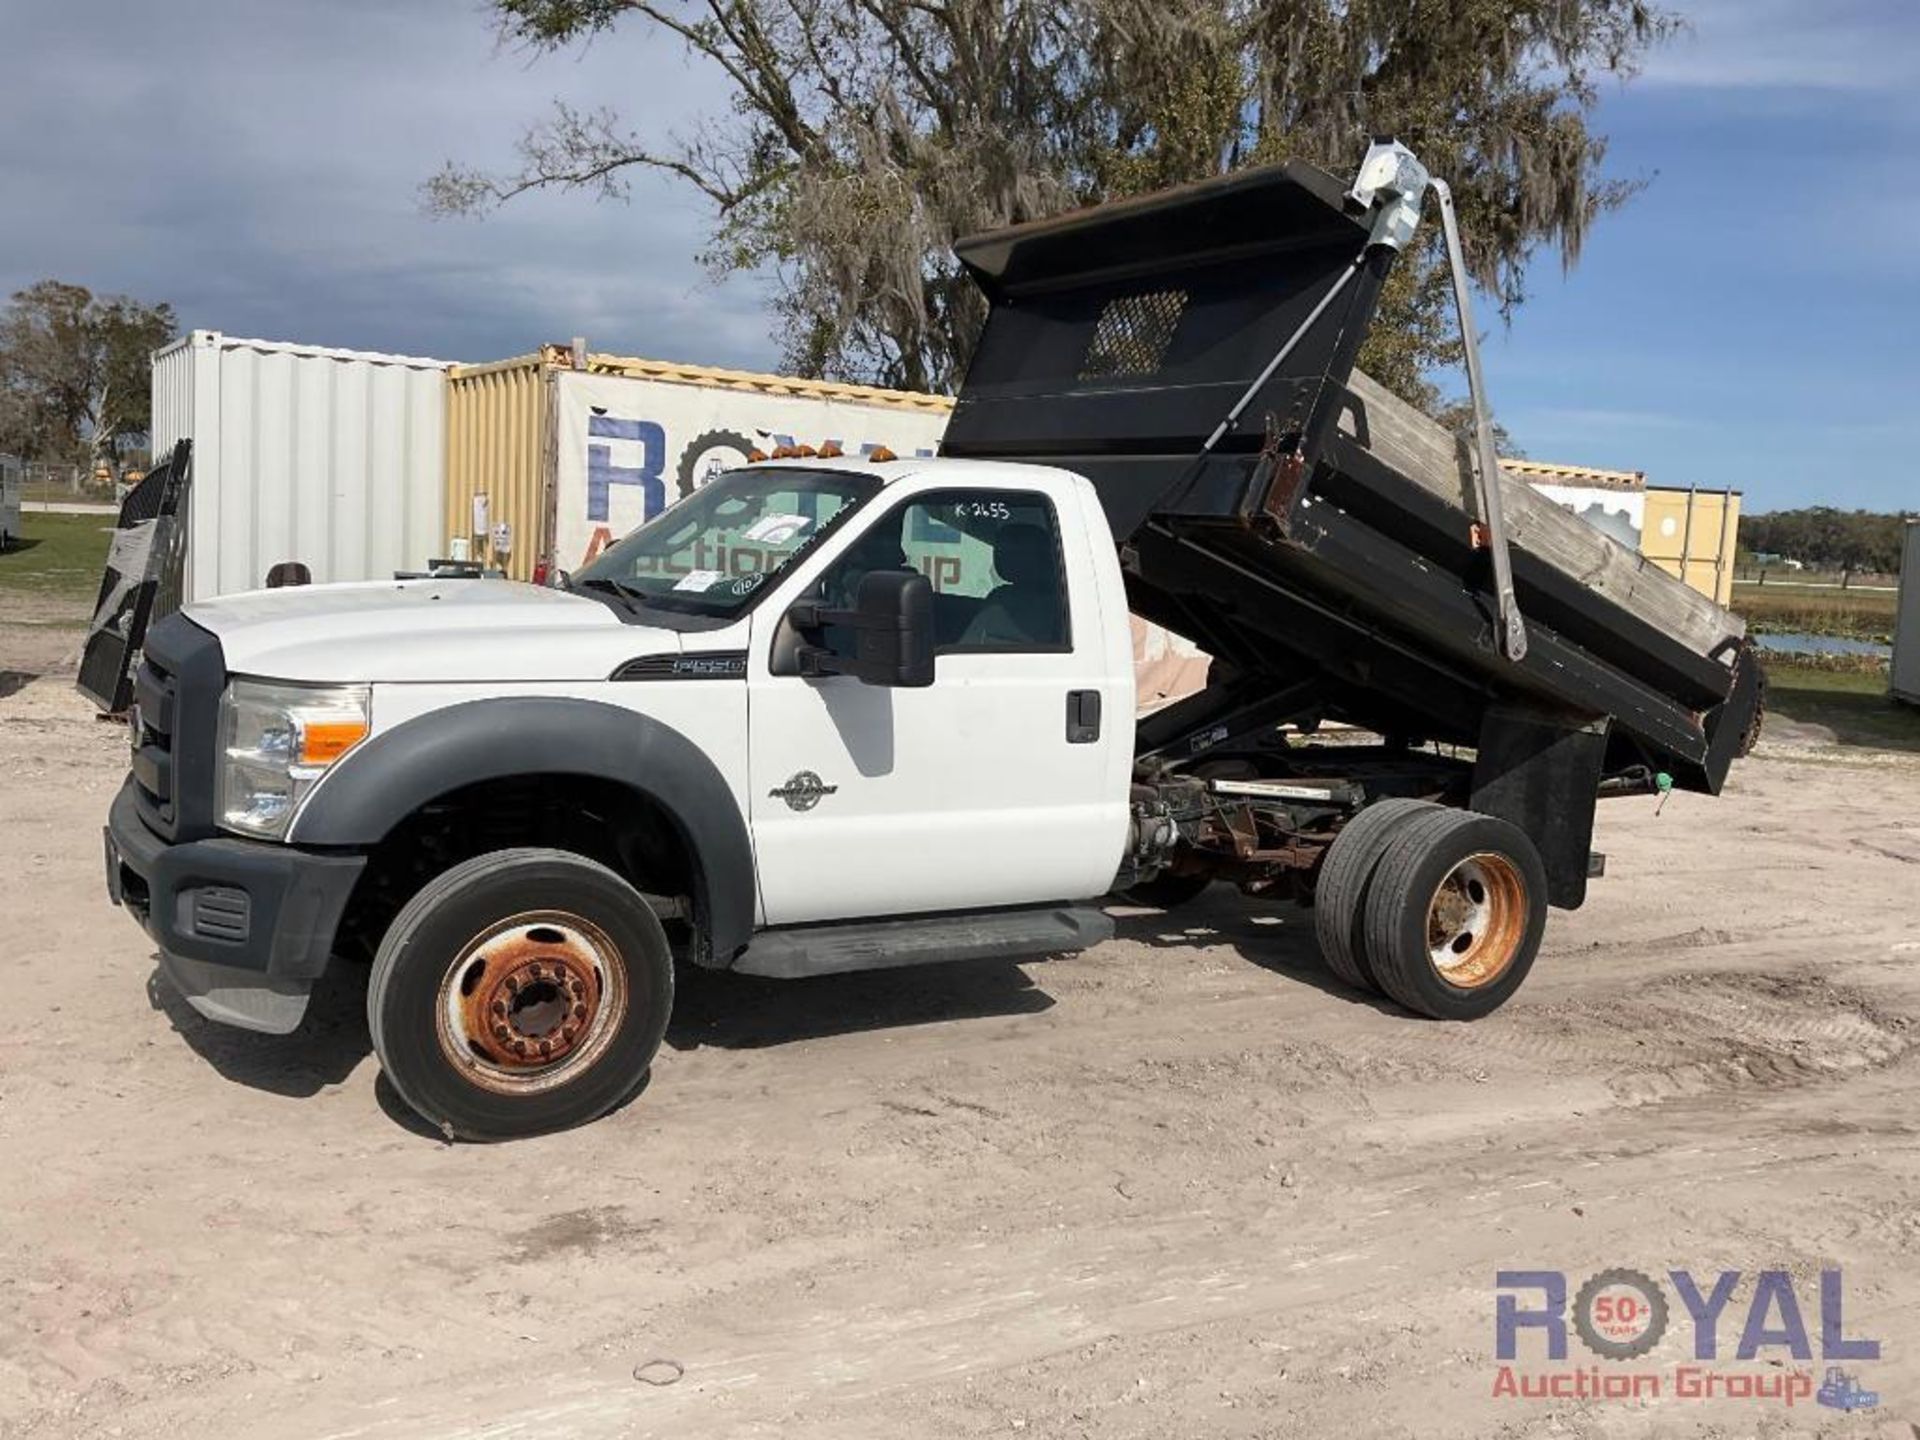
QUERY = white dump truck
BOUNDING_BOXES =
[103,146,1758,1138]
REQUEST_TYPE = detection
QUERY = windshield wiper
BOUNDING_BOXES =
[576,576,647,611]
[576,576,712,616]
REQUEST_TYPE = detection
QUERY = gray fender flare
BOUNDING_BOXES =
[290,697,756,963]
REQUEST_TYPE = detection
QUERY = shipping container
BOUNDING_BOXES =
[1894,522,1920,706]
[444,345,954,580]
[151,331,451,600]
[1502,460,1646,552]
[1642,486,1742,608]
[1505,460,1740,608]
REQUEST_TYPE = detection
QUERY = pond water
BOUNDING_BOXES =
[1755,631,1892,659]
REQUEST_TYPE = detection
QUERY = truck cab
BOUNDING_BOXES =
[106,457,1138,1138]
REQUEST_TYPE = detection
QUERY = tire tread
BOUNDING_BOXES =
[1313,798,1437,991]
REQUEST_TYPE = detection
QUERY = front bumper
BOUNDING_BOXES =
[105,779,365,1033]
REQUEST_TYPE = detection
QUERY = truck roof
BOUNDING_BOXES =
[750,455,1082,488]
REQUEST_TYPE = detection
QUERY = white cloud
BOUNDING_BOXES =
[0,0,779,369]
[1642,0,1920,92]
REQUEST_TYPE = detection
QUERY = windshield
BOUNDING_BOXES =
[574,466,881,618]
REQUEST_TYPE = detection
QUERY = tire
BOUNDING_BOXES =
[368,848,674,1141]
[1121,871,1213,909]
[1312,798,1438,991]
[675,429,758,499]
[1737,648,1767,759]
[1361,809,1547,1019]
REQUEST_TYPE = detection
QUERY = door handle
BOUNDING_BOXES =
[1066,689,1101,744]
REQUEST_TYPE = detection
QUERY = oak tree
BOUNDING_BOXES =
[0,281,177,465]
[430,0,1677,409]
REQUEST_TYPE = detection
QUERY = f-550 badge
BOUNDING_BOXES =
[770,771,837,812]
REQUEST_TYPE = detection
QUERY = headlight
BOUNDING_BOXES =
[218,680,371,839]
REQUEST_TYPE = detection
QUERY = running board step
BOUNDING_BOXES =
[733,905,1113,979]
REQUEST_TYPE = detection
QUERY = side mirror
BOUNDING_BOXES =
[789,569,935,688]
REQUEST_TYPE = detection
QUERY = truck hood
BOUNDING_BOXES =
[183,580,679,683]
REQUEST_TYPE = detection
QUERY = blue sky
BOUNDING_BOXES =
[0,0,1913,513]
[1479,0,1920,511]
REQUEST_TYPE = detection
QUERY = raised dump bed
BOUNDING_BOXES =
[943,153,1760,801]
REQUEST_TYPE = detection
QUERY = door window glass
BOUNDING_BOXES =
[821,490,1069,652]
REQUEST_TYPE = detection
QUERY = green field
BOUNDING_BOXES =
[0,511,115,604]
[1732,580,1899,641]
[1760,655,1920,752]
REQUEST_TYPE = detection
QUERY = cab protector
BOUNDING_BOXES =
[290,697,757,963]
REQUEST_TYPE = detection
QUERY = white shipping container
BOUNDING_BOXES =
[151,331,451,600]
[1894,521,1920,706]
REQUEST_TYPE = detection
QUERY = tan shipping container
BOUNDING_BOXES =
[444,353,552,581]
[1642,486,1742,608]
[445,344,953,581]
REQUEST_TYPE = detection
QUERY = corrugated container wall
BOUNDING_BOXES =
[444,355,550,581]
[151,331,450,600]
[1893,522,1920,706]
[1642,487,1741,608]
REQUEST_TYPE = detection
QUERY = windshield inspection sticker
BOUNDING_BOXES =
[673,569,728,593]
[742,513,811,545]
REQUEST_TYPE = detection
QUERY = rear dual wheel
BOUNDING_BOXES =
[1314,804,1546,1019]
[1312,798,1436,989]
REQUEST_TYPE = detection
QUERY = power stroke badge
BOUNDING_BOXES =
[770,771,837,812]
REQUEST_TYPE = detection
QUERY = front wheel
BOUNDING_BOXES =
[1360,809,1547,1020]
[369,848,674,1140]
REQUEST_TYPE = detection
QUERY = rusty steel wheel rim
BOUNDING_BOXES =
[436,911,628,1096]
[1424,852,1528,991]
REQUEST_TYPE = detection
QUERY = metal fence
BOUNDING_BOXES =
[11,458,125,506]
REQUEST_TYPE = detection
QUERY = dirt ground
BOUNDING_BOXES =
[3,608,1919,1440]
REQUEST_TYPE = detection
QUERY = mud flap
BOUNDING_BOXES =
[1470,706,1610,910]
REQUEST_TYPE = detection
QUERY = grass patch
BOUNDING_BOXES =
[1761,654,1920,752]
[1733,581,1898,641]
[0,511,115,602]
